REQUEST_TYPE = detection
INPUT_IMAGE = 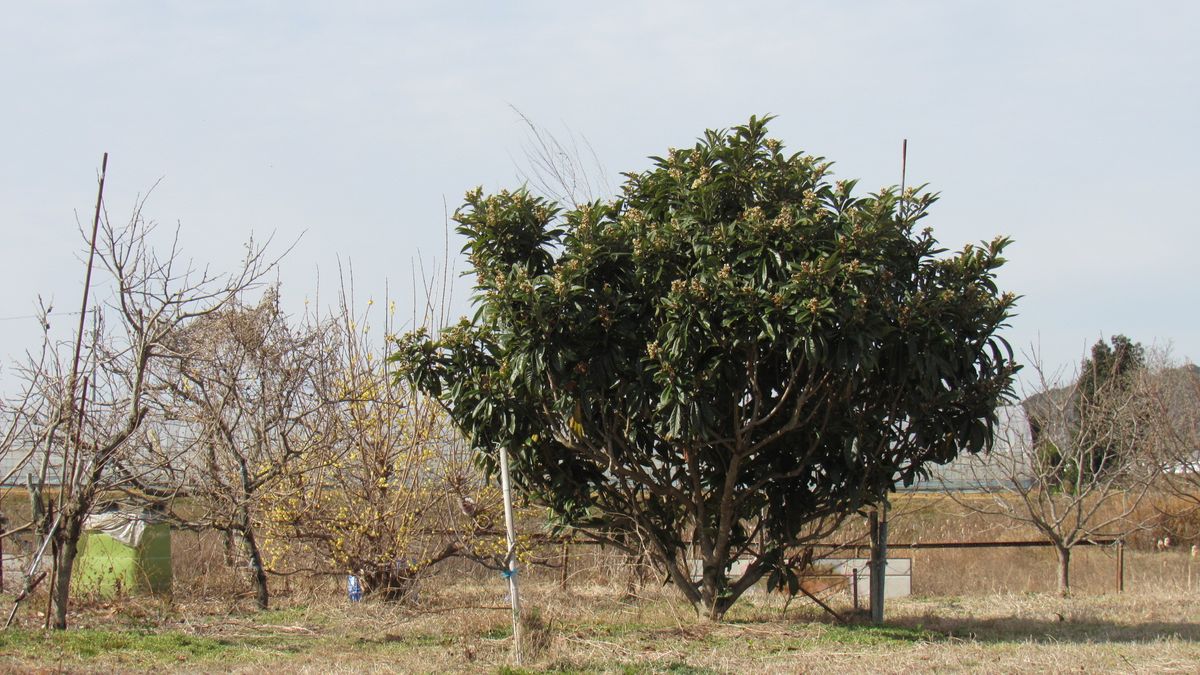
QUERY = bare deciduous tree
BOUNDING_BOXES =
[10,197,275,628]
[131,287,329,609]
[1140,357,1200,523]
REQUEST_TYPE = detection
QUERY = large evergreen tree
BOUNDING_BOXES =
[395,116,1019,619]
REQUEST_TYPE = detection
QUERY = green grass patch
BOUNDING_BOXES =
[482,623,514,640]
[0,628,241,664]
[360,632,457,648]
[809,624,941,646]
[567,619,648,638]
[254,604,328,626]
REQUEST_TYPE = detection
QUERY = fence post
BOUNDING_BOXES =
[1116,540,1125,593]
[559,541,569,591]
[1190,545,1197,592]
[851,567,859,610]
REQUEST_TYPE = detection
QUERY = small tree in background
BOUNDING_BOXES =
[137,287,331,610]
[261,287,508,600]
[396,116,1020,619]
[1141,356,1200,524]
[947,352,1160,595]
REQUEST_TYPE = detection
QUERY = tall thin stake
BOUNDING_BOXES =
[30,153,107,631]
[63,152,108,491]
[869,139,907,625]
[499,447,523,665]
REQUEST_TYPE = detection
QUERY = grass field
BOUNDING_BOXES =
[2,580,1198,673]
[3,491,1199,672]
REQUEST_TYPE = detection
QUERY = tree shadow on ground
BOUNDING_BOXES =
[888,614,1200,644]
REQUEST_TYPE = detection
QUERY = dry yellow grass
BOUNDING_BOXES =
[4,490,1200,672]
[3,578,1199,673]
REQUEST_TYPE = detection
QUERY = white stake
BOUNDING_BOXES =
[499,446,523,665]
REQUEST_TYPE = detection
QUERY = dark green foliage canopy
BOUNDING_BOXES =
[1073,334,1147,480]
[1080,335,1145,396]
[394,116,1019,617]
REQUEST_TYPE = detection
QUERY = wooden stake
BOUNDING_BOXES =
[1180,540,1190,588]
[63,153,107,490]
[39,153,106,631]
[559,540,569,591]
[851,567,859,610]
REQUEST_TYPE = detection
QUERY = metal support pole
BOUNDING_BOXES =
[869,503,889,625]
[498,447,522,666]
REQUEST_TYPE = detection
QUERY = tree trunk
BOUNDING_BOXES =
[222,528,237,568]
[362,566,416,601]
[701,595,732,622]
[697,557,724,621]
[696,555,769,621]
[50,513,84,630]
[653,541,701,607]
[238,526,269,610]
[1054,544,1071,596]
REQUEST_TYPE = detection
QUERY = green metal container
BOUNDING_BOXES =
[73,511,172,597]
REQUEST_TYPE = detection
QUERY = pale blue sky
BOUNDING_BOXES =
[1,1,1197,383]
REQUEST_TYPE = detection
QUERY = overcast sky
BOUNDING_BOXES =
[1,1,1197,387]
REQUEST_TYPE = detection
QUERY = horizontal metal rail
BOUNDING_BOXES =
[812,538,1119,550]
